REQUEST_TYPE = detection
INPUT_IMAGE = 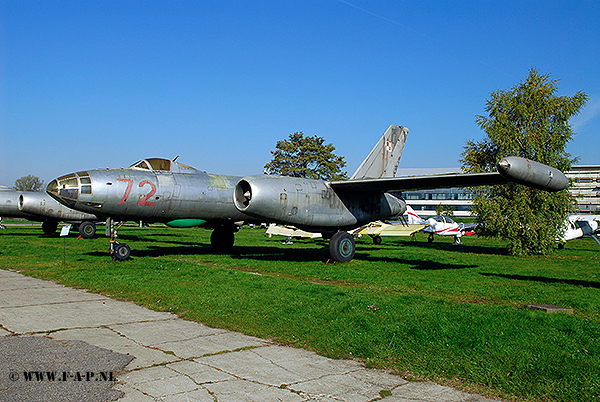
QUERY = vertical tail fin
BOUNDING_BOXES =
[351,125,408,179]
[405,205,428,225]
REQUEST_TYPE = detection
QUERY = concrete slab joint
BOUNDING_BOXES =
[0,269,500,402]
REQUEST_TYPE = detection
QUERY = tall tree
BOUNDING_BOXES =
[14,175,45,192]
[461,69,587,255]
[264,132,347,180]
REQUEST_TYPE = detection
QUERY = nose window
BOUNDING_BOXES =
[56,174,79,199]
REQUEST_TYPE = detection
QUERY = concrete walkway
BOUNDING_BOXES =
[0,270,501,401]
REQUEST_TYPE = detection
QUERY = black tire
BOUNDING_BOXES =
[42,221,58,235]
[427,233,434,243]
[79,221,96,238]
[113,243,131,261]
[329,232,355,263]
[211,227,235,253]
[373,235,382,245]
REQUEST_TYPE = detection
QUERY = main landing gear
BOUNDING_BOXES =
[328,232,356,263]
[210,223,238,253]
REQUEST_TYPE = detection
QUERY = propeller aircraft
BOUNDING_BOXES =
[405,205,478,244]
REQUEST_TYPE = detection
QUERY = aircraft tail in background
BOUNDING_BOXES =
[351,125,408,179]
[405,205,428,225]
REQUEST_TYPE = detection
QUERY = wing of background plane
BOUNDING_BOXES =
[351,125,408,179]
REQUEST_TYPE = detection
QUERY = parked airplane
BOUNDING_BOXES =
[46,125,569,262]
[560,214,600,248]
[405,205,477,244]
[351,219,427,244]
[0,186,101,237]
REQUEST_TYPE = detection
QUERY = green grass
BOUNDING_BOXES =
[1,224,599,401]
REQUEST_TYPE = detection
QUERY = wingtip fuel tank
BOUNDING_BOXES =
[497,157,569,192]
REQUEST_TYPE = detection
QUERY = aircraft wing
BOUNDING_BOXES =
[330,171,507,193]
[330,157,569,193]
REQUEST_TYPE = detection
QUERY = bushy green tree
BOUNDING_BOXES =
[264,132,347,180]
[435,204,455,218]
[14,175,44,192]
[461,69,587,255]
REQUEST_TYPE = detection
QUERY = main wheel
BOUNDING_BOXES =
[211,226,235,253]
[79,221,96,238]
[113,243,131,261]
[427,233,434,243]
[373,235,382,245]
[42,221,58,235]
[329,232,355,263]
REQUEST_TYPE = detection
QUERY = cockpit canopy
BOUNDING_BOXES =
[129,158,197,173]
[430,216,456,224]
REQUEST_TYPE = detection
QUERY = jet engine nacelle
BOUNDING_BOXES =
[233,175,405,230]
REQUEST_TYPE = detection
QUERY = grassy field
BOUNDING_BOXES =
[1,224,599,401]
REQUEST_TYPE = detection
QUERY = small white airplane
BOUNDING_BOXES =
[559,215,600,248]
[405,205,477,244]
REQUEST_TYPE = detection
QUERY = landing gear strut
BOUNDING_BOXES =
[108,218,131,261]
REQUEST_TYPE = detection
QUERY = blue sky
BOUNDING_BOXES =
[1,1,599,186]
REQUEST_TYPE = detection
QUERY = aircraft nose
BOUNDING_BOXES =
[46,171,92,207]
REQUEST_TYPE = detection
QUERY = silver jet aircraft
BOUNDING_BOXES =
[0,186,100,236]
[46,125,569,262]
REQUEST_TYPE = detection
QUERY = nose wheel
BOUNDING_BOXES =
[108,218,131,261]
[112,243,131,261]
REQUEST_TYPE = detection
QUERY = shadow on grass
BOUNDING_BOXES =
[86,243,330,262]
[480,272,600,289]
[358,254,478,270]
[231,246,329,262]
[387,239,509,256]
[84,237,484,266]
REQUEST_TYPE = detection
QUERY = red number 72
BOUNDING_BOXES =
[116,179,156,207]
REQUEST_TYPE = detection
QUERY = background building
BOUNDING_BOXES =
[565,166,600,213]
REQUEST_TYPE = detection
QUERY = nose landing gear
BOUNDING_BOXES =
[108,218,131,261]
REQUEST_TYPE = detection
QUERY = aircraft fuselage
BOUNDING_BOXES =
[48,168,251,224]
